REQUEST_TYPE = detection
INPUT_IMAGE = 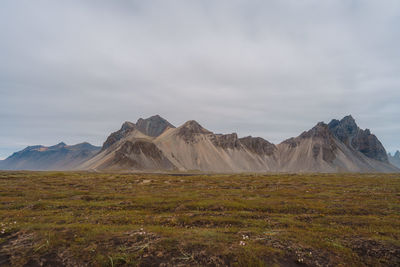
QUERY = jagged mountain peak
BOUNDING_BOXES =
[102,115,174,151]
[328,115,358,135]
[136,115,175,137]
[136,114,163,124]
[175,120,212,144]
[341,114,356,123]
[121,121,136,131]
[328,115,388,163]
[394,151,400,158]
[179,120,211,134]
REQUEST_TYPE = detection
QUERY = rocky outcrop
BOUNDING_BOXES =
[135,115,175,137]
[212,133,241,149]
[239,136,276,156]
[177,120,212,143]
[328,115,389,163]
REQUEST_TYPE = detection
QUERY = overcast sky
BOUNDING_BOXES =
[1,0,399,159]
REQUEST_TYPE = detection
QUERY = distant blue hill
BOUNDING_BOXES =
[0,142,100,170]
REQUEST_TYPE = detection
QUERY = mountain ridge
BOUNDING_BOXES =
[1,115,398,173]
[0,142,100,170]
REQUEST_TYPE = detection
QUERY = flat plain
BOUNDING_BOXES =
[0,171,399,266]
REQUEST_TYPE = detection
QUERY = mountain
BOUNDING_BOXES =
[153,120,278,172]
[388,151,400,168]
[328,115,389,162]
[277,121,398,172]
[80,115,177,170]
[0,142,100,170]
[277,122,339,172]
[79,114,398,173]
[80,118,279,172]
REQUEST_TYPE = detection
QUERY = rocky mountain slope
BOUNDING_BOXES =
[277,122,397,172]
[388,151,400,168]
[328,115,389,162]
[0,142,100,170]
[80,115,177,171]
[78,115,398,173]
[152,120,278,172]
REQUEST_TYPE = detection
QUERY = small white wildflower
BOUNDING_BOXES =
[239,241,246,246]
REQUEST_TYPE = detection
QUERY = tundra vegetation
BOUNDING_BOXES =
[0,171,399,266]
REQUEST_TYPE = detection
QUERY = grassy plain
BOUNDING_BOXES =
[0,171,399,266]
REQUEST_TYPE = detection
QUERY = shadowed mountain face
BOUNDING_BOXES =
[0,142,100,170]
[136,115,175,137]
[388,151,400,168]
[328,115,389,163]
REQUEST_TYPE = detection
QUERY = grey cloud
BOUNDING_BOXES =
[1,0,399,158]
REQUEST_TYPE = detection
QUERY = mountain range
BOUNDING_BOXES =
[0,115,398,173]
